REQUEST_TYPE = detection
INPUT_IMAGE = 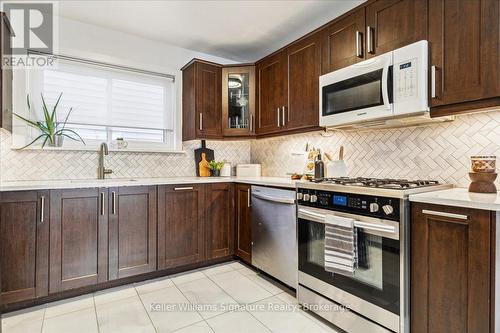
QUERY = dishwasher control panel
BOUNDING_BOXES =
[297,189,400,221]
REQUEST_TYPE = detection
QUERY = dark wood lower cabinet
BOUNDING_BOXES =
[205,183,234,260]
[235,184,252,263]
[49,188,109,293]
[158,184,205,269]
[108,186,157,279]
[411,203,495,333]
[0,191,49,304]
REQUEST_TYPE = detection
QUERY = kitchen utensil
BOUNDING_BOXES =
[326,146,348,177]
[194,140,214,177]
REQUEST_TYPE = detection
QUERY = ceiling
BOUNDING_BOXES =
[57,0,363,62]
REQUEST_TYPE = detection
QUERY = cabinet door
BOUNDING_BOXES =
[235,184,251,263]
[108,186,157,280]
[257,51,287,135]
[365,0,427,57]
[158,185,205,269]
[49,188,108,292]
[205,183,234,259]
[0,191,49,304]
[321,8,365,74]
[222,66,256,136]
[428,0,500,110]
[411,203,493,333]
[196,62,222,139]
[286,33,321,130]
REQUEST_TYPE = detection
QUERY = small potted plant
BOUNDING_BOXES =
[208,160,225,177]
[14,93,85,149]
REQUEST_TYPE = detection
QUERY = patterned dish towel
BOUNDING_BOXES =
[324,214,358,276]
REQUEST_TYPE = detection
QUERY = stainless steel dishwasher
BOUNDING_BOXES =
[251,185,297,288]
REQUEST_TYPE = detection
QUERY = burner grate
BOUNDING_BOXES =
[312,177,440,189]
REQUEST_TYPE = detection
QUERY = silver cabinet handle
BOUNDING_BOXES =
[174,187,194,191]
[247,188,251,207]
[199,113,203,131]
[422,209,468,220]
[281,106,286,126]
[355,31,363,58]
[367,26,374,54]
[431,65,437,98]
[111,191,116,215]
[250,114,253,132]
[277,107,281,127]
[100,192,105,216]
[40,196,45,223]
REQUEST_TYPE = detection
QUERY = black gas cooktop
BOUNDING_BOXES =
[311,177,440,190]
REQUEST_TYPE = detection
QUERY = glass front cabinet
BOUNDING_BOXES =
[222,66,255,136]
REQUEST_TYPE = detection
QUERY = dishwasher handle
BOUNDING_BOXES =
[252,192,295,205]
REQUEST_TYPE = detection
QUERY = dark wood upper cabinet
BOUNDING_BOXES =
[158,184,205,269]
[286,33,321,130]
[205,183,234,260]
[222,65,256,137]
[235,184,252,264]
[411,203,494,333]
[321,7,366,74]
[182,60,223,140]
[108,186,157,280]
[1,12,14,132]
[429,0,500,116]
[256,51,288,135]
[49,188,108,293]
[365,0,427,58]
[0,191,49,304]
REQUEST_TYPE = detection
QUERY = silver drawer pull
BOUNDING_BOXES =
[199,113,203,131]
[40,196,45,223]
[174,187,194,191]
[355,31,363,58]
[277,108,281,127]
[431,66,437,98]
[367,26,374,54]
[247,188,251,207]
[422,209,468,220]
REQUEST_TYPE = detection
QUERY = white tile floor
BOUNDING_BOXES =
[1,261,340,333]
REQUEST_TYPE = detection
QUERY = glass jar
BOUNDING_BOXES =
[471,155,496,173]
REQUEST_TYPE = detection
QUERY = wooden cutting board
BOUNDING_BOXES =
[194,140,214,177]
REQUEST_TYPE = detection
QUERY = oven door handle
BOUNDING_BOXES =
[298,208,397,235]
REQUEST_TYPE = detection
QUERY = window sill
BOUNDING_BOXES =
[10,145,187,154]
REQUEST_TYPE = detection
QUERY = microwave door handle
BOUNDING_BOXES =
[381,60,391,111]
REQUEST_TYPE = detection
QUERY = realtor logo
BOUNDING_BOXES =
[1,1,58,68]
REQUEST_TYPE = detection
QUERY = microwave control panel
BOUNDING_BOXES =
[395,58,417,100]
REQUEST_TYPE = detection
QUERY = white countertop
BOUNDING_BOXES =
[410,188,500,211]
[0,176,298,192]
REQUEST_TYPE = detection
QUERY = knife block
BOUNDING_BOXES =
[468,172,497,193]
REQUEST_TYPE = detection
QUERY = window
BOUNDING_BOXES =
[26,57,177,151]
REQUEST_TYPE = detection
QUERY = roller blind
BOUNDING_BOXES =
[27,58,176,146]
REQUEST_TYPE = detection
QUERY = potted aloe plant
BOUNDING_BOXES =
[14,93,85,149]
[208,160,225,177]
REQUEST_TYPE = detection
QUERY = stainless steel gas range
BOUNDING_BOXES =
[296,178,452,333]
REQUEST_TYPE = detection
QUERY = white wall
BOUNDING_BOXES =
[12,16,237,149]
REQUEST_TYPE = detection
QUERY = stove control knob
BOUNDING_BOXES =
[297,193,303,200]
[310,195,318,203]
[369,202,380,212]
[303,194,310,201]
[382,205,394,215]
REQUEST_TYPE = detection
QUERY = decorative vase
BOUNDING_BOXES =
[211,169,221,177]
[48,135,64,147]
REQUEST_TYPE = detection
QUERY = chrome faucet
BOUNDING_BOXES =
[97,142,113,179]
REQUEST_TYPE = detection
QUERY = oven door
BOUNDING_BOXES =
[319,52,393,127]
[297,206,400,331]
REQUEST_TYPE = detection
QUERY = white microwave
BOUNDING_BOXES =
[319,40,429,128]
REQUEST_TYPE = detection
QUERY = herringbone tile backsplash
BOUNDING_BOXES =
[0,132,250,181]
[251,110,500,188]
[2,110,500,188]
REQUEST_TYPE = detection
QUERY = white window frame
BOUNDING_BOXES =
[14,54,184,153]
